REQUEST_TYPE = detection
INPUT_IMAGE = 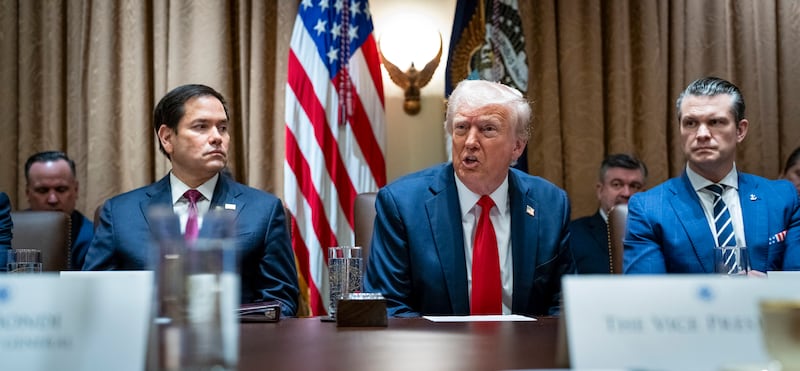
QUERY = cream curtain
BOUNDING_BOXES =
[2,0,799,220]
[0,0,297,216]
[522,0,800,217]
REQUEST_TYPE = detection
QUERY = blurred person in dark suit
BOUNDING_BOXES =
[624,77,800,274]
[24,151,93,269]
[780,146,800,195]
[365,80,574,317]
[83,84,299,316]
[570,154,647,273]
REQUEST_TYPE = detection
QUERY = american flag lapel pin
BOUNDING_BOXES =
[749,194,757,201]
[526,205,535,217]
[225,203,236,210]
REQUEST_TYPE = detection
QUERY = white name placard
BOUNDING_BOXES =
[563,275,800,371]
[0,271,153,371]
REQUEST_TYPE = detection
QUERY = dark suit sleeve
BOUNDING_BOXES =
[548,192,576,315]
[364,189,420,317]
[83,200,118,270]
[0,192,12,271]
[779,182,800,270]
[251,201,299,317]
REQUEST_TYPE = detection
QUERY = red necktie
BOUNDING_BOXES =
[471,195,501,314]
[184,189,202,244]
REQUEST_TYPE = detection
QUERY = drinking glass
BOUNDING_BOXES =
[760,300,800,371]
[328,246,363,318]
[7,249,43,273]
[146,206,239,371]
[714,246,750,275]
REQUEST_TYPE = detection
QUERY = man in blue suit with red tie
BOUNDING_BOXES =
[364,80,575,317]
[84,84,299,316]
[624,76,800,274]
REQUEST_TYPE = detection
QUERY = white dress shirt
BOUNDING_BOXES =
[170,172,218,234]
[455,173,513,315]
[686,165,746,247]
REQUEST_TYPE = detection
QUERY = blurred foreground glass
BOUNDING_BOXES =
[7,249,42,273]
[328,246,363,318]
[714,246,750,275]
[760,300,800,371]
[147,207,240,371]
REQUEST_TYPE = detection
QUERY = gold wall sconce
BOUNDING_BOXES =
[379,32,443,115]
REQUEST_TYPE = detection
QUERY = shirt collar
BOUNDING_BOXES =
[170,172,219,205]
[454,171,510,216]
[686,163,739,192]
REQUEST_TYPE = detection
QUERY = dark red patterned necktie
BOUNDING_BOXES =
[471,195,501,314]
[183,189,202,244]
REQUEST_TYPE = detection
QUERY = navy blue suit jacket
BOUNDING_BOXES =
[569,211,611,274]
[0,192,12,270]
[83,174,299,316]
[69,210,93,270]
[624,172,800,273]
[364,163,575,317]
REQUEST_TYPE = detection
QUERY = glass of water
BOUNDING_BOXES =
[7,249,43,273]
[713,246,750,275]
[328,246,363,318]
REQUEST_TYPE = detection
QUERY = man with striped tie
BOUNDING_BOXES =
[624,76,800,274]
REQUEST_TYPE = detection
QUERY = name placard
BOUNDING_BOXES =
[0,271,153,371]
[563,275,799,371]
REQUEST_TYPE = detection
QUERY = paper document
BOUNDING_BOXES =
[423,314,536,322]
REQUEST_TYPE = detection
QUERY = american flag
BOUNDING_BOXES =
[284,0,385,316]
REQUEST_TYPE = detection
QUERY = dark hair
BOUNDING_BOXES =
[153,84,229,158]
[25,151,76,182]
[598,153,648,182]
[676,76,745,123]
[784,146,800,175]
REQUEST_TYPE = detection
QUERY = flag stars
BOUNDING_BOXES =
[350,0,362,17]
[348,24,359,42]
[327,47,339,63]
[313,19,327,36]
[334,0,344,13]
[301,0,313,11]
[319,0,330,11]
[331,22,341,39]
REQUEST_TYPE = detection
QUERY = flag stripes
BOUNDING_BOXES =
[284,0,385,316]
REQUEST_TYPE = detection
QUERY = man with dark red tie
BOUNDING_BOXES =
[364,80,575,317]
[83,84,299,316]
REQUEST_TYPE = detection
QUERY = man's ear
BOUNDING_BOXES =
[736,119,749,142]
[157,125,174,155]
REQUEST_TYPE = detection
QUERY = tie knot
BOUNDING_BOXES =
[184,189,203,204]
[477,195,495,211]
[705,184,725,197]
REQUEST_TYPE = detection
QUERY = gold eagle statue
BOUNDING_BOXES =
[379,33,443,115]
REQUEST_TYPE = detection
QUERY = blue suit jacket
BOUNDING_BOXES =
[69,210,93,270]
[624,172,800,273]
[569,211,611,274]
[364,163,575,317]
[83,174,299,316]
[0,192,12,270]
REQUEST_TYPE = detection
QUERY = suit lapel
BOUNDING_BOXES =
[738,174,766,251]
[509,171,536,311]
[141,175,174,225]
[426,165,469,313]
[670,173,715,272]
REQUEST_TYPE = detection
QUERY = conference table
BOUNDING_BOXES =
[239,316,563,371]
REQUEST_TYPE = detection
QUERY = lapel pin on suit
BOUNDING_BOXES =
[225,203,236,210]
[749,194,757,201]
[526,205,535,217]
